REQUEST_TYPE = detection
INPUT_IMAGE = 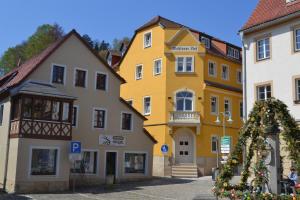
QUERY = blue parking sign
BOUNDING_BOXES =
[161,144,168,153]
[70,141,81,154]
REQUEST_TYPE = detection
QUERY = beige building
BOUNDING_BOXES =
[0,30,156,193]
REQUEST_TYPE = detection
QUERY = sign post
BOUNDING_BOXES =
[220,136,231,164]
[69,141,81,193]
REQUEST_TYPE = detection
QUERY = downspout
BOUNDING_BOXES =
[239,31,247,167]
[3,96,12,192]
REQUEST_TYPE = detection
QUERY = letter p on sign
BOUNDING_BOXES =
[70,141,81,154]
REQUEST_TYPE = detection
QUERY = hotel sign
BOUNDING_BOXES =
[99,135,126,146]
[171,46,198,52]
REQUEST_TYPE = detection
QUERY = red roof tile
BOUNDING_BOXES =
[242,0,300,31]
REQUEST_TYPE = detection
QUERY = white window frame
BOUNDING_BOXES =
[143,96,151,115]
[175,56,194,73]
[174,90,195,112]
[227,46,240,59]
[201,36,210,48]
[50,63,66,85]
[95,71,108,91]
[208,61,217,77]
[256,84,272,101]
[123,151,148,176]
[210,95,219,115]
[224,98,232,116]
[74,67,88,88]
[135,64,143,80]
[143,31,152,48]
[211,135,218,153]
[256,37,270,61]
[70,149,99,175]
[237,69,242,84]
[72,105,79,128]
[294,28,300,52]
[153,58,162,76]
[28,146,60,177]
[0,104,4,126]
[221,64,229,81]
[120,111,133,132]
[92,107,107,130]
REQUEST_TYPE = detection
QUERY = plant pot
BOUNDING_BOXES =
[106,175,115,185]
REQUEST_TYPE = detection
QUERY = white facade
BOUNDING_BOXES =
[243,18,300,121]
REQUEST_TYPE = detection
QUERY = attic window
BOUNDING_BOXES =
[201,37,210,49]
[144,32,152,48]
[227,46,240,59]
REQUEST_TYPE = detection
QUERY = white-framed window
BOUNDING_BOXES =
[153,58,162,75]
[237,70,242,84]
[256,84,272,101]
[72,105,79,127]
[201,36,210,48]
[294,28,300,51]
[143,31,152,48]
[211,96,218,114]
[176,56,194,73]
[51,64,66,85]
[143,96,151,115]
[124,152,147,174]
[221,65,229,80]
[95,72,108,91]
[257,37,270,60]
[211,136,218,153]
[121,112,133,131]
[74,68,88,88]
[295,78,300,101]
[208,61,217,77]
[227,46,240,59]
[240,101,243,118]
[71,150,98,174]
[30,147,59,176]
[135,65,143,80]
[0,104,3,126]
[176,91,193,111]
[93,108,106,129]
[224,99,231,116]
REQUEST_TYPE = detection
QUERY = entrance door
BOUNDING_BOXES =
[175,133,194,164]
[106,152,117,177]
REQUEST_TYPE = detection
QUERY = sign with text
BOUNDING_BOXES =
[221,136,231,154]
[99,135,126,146]
[171,46,198,52]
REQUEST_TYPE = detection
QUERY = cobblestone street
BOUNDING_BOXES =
[0,177,216,200]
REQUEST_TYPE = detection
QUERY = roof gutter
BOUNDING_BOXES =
[240,10,300,35]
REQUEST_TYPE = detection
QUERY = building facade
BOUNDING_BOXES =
[0,30,156,193]
[240,0,300,174]
[117,16,243,177]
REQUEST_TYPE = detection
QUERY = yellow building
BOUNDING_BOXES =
[116,16,243,177]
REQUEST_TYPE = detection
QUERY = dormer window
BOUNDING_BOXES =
[201,37,210,49]
[144,31,152,48]
[227,46,240,59]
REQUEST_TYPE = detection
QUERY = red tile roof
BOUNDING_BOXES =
[0,30,125,90]
[241,0,300,31]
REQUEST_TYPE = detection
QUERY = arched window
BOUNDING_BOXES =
[176,91,193,111]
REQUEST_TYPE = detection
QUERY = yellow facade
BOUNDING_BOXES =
[118,17,243,176]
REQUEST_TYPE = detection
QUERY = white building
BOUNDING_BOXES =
[240,0,300,122]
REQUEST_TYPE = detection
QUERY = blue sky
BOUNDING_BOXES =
[0,0,258,56]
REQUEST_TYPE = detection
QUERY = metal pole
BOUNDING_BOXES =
[223,113,226,137]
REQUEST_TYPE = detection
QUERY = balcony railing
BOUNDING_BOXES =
[169,111,201,124]
[10,119,72,140]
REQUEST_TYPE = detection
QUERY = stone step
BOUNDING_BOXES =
[171,164,198,178]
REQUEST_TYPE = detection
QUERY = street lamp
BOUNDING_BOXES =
[214,111,233,167]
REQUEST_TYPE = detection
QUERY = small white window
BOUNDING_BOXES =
[211,96,218,114]
[295,79,300,101]
[176,56,194,73]
[93,109,106,129]
[144,32,152,48]
[221,65,229,80]
[227,47,240,59]
[211,136,218,153]
[51,64,66,84]
[153,59,162,75]
[237,70,242,84]
[257,84,272,101]
[72,105,79,127]
[30,148,58,176]
[208,61,217,77]
[201,36,210,48]
[224,99,231,116]
[257,37,270,60]
[294,28,300,51]
[124,153,146,174]
[143,97,151,115]
[135,65,143,80]
[121,112,133,131]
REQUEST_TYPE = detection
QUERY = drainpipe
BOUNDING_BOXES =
[239,31,247,168]
[3,96,12,192]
